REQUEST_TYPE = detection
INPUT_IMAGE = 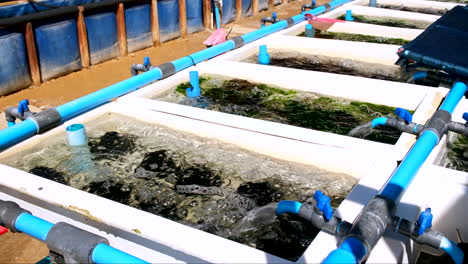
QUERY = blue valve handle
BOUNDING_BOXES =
[18,99,30,115]
[272,12,277,20]
[314,191,333,221]
[462,112,468,123]
[143,57,150,68]
[417,208,433,235]
[395,108,413,123]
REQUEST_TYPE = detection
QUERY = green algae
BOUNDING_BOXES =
[175,76,209,94]
[443,135,468,172]
[337,14,427,29]
[299,30,410,46]
[175,78,402,144]
[377,4,448,15]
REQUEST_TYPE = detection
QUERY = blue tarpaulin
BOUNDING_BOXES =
[125,3,152,51]
[158,0,180,42]
[186,0,203,33]
[85,9,119,64]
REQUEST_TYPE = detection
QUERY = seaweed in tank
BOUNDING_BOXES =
[337,14,427,29]
[441,135,468,173]
[299,29,410,46]
[174,78,402,144]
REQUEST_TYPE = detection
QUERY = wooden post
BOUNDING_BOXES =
[116,3,128,56]
[178,0,187,36]
[252,0,258,15]
[268,0,274,9]
[235,0,242,21]
[25,22,41,85]
[77,6,90,68]
[150,0,160,45]
[203,0,212,29]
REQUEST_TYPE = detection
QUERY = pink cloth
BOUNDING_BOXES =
[203,29,227,47]
[304,14,344,24]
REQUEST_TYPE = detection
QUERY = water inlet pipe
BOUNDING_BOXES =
[258,45,270,65]
[323,82,467,263]
[0,200,148,263]
[345,10,354,21]
[5,99,35,127]
[130,57,155,76]
[66,124,87,146]
[369,0,376,7]
[261,12,280,27]
[186,71,201,97]
[0,0,355,151]
[305,24,315,37]
[302,0,317,12]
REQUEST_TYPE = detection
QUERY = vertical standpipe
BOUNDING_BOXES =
[345,10,354,21]
[305,24,315,37]
[66,124,87,146]
[186,71,201,97]
[369,0,377,7]
[258,45,270,65]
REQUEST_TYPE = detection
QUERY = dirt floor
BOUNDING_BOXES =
[0,0,330,262]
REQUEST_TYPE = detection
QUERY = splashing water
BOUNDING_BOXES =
[348,121,374,139]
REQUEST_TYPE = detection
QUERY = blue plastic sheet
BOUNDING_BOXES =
[0,0,99,19]
[125,4,152,52]
[158,0,180,42]
[258,0,268,11]
[242,0,252,16]
[0,29,32,96]
[222,0,235,24]
[186,0,203,33]
[85,10,119,64]
[35,18,82,81]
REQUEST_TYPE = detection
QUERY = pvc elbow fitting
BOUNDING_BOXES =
[258,45,270,65]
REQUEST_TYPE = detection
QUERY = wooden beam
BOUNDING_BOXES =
[25,22,41,85]
[116,3,128,56]
[178,0,187,36]
[252,0,258,15]
[203,0,212,29]
[150,0,160,45]
[235,0,242,21]
[77,6,90,68]
[268,0,274,9]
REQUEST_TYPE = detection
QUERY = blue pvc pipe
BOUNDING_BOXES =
[369,0,376,7]
[305,24,315,37]
[0,0,355,152]
[412,71,428,81]
[214,5,221,29]
[371,117,387,128]
[66,124,87,146]
[276,201,302,216]
[322,237,367,264]
[92,243,148,264]
[440,82,467,114]
[258,45,270,65]
[345,10,354,21]
[7,121,15,127]
[380,130,439,202]
[440,237,464,264]
[15,213,54,241]
[186,71,201,97]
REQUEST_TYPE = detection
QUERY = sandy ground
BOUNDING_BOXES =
[0,0,329,262]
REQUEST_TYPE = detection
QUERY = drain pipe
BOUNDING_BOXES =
[66,124,87,146]
[131,57,156,76]
[344,10,354,21]
[407,71,454,85]
[323,82,468,263]
[305,24,315,37]
[258,45,270,65]
[186,71,201,97]
[0,200,148,263]
[5,99,35,127]
[302,0,317,12]
[0,0,355,151]
[261,12,280,27]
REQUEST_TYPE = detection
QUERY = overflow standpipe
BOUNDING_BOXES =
[345,10,354,21]
[0,200,148,264]
[261,12,280,27]
[186,71,201,97]
[66,124,87,146]
[302,0,317,12]
[305,24,315,37]
[5,99,35,127]
[369,0,376,7]
[323,82,468,264]
[258,45,270,65]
